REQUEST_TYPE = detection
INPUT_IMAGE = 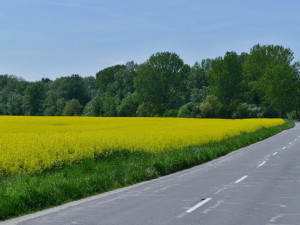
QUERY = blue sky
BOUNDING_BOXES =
[0,0,299,81]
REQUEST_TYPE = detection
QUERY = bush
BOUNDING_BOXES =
[163,109,178,117]
[63,99,83,116]
[233,104,249,119]
[117,93,137,117]
[177,102,198,118]
[198,95,220,118]
[260,107,277,118]
[286,110,297,120]
[136,103,154,117]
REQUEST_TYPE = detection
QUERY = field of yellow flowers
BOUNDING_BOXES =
[0,116,284,176]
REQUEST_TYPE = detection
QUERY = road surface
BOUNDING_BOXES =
[2,123,300,225]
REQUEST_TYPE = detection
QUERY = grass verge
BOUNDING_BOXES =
[0,120,295,221]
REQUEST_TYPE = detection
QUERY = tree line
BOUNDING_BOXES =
[0,44,299,119]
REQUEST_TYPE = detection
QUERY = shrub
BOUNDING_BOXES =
[286,110,297,120]
[178,102,198,118]
[198,95,220,118]
[63,99,83,116]
[233,104,249,119]
[163,109,178,117]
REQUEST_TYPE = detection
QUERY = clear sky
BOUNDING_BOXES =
[0,0,299,81]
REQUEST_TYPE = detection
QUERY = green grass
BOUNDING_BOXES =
[0,120,295,221]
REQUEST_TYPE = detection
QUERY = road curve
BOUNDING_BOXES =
[2,123,300,225]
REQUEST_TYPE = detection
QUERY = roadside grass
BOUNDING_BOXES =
[0,120,295,221]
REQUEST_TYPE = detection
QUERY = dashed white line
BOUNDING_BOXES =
[289,142,293,145]
[257,161,266,168]
[273,152,278,156]
[186,198,212,213]
[234,175,248,184]
[282,147,286,150]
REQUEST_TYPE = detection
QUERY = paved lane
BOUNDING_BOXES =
[2,123,300,225]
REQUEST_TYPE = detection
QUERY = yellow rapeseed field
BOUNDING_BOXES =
[0,116,284,175]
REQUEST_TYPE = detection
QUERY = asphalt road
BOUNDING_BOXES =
[3,123,300,225]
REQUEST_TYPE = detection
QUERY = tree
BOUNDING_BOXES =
[95,65,126,92]
[198,95,221,118]
[58,74,90,106]
[260,62,298,117]
[117,93,138,117]
[0,75,27,115]
[209,52,243,117]
[190,86,210,104]
[186,61,209,90]
[6,93,24,115]
[63,99,83,116]
[23,82,45,115]
[243,44,294,105]
[177,102,199,118]
[134,52,190,115]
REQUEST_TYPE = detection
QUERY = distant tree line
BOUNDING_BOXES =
[0,44,299,119]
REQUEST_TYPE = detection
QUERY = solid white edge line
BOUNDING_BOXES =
[273,152,278,156]
[234,175,248,184]
[257,161,266,168]
[186,198,212,213]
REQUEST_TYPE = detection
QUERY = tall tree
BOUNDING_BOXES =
[58,74,90,105]
[95,65,126,93]
[134,52,190,115]
[260,62,299,117]
[209,52,243,117]
[243,44,294,105]
[23,82,45,115]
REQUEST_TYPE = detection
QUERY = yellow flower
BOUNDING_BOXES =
[0,116,284,175]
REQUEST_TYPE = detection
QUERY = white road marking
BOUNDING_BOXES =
[257,161,266,168]
[282,147,286,150]
[273,152,278,156]
[186,198,212,213]
[234,175,248,184]
[289,142,293,145]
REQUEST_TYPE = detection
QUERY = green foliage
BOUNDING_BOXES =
[286,110,297,120]
[95,65,126,92]
[209,52,243,110]
[135,52,190,110]
[243,44,294,105]
[136,102,154,117]
[0,75,28,115]
[82,95,102,117]
[101,95,120,117]
[6,93,24,115]
[259,62,298,117]
[190,86,210,103]
[63,99,83,116]
[233,103,261,119]
[177,102,199,118]
[233,104,249,119]
[0,44,299,118]
[117,93,138,117]
[162,109,178,117]
[24,82,46,116]
[198,95,221,118]
[58,75,90,106]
